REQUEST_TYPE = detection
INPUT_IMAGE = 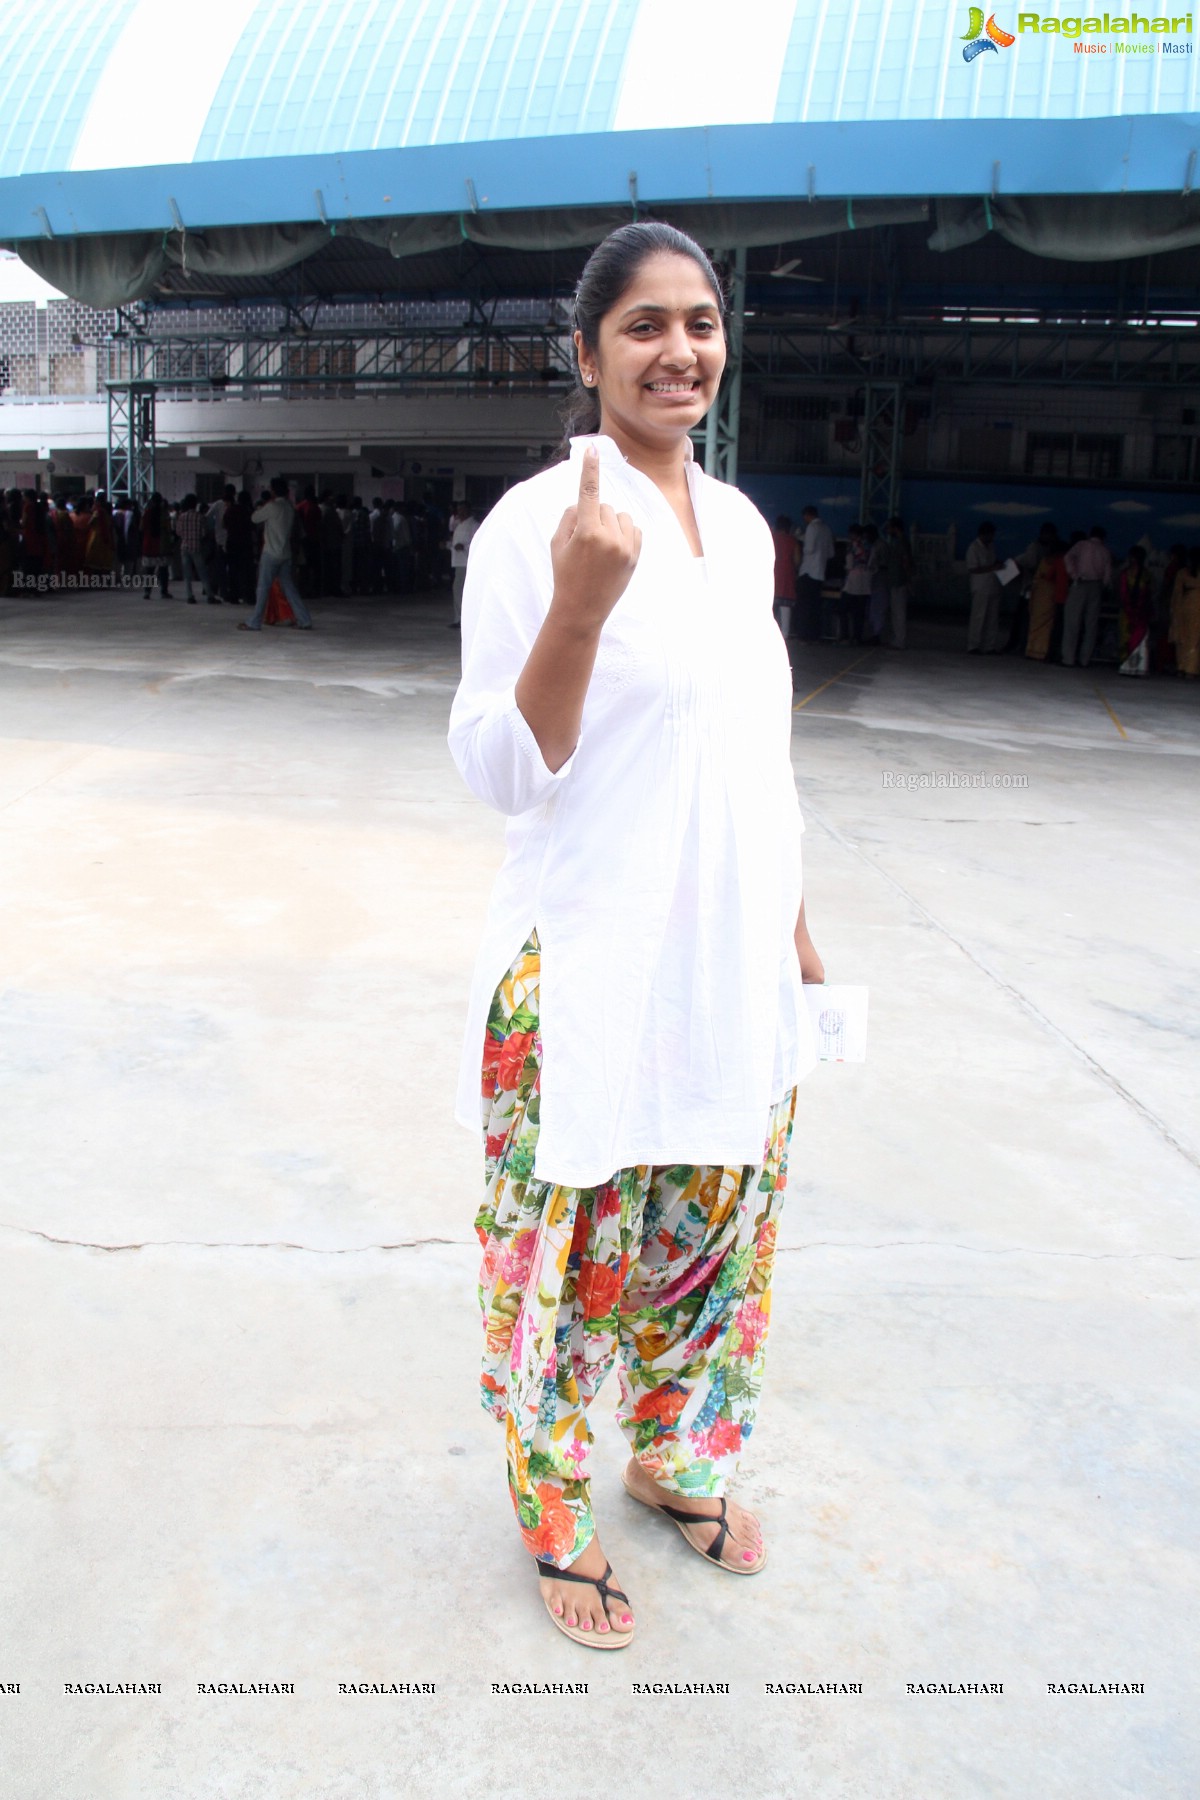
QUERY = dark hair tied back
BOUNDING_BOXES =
[557,222,726,456]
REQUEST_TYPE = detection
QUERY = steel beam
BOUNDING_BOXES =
[859,381,903,525]
[703,247,747,484]
[106,382,156,501]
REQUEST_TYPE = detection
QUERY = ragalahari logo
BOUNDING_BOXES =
[962,7,1016,56]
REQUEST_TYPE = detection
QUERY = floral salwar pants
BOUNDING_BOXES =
[476,934,798,1571]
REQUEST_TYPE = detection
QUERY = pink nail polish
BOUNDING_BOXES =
[743,1550,755,1561]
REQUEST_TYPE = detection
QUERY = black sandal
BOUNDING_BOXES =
[622,1464,766,1574]
[535,1557,634,1649]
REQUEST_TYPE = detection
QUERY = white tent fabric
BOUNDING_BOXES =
[10,200,932,306]
[13,221,329,308]
[13,193,1200,309]
[928,195,1200,259]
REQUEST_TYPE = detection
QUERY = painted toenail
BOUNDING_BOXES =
[743,1550,755,1561]
[622,1614,633,1624]
[580,1620,593,1630]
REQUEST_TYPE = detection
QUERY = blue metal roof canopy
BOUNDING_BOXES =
[1,0,1198,242]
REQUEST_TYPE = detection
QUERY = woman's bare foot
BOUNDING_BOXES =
[537,1532,635,1638]
[623,1456,765,1569]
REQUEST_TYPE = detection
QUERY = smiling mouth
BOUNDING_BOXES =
[645,379,701,394]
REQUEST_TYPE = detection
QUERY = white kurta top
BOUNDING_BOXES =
[448,434,817,1188]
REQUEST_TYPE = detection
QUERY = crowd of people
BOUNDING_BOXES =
[4,481,1199,679]
[965,520,1200,678]
[767,501,1199,679]
[0,484,469,612]
[771,505,914,651]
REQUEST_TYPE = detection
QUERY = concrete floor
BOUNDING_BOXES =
[1,590,1197,1800]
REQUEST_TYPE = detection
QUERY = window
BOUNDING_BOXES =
[1025,431,1122,480]
[1152,435,1199,483]
[472,337,552,379]
[283,344,355,381]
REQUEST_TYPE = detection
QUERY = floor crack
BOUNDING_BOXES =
[5,1221,1194,1262]
[0,1223,470,1254]
[779,1238,1199,1262]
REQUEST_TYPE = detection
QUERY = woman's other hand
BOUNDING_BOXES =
[549,445,642,633]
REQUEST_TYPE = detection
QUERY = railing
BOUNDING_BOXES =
[7,314,1200,402]
[101,327,576,401]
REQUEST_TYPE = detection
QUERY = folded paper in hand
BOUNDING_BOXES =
[804,985,869,1062]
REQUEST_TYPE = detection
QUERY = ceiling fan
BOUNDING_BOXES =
[769,257,823,282]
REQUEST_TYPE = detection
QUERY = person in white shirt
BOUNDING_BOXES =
[796,504,836,640]
[448,222,824,1651]
[238,476,313,631]
[208,484,237,603]
[368,498,387,593]
[447,502,479,627]
[965,522,1003,653]
[1061,525,1113,668]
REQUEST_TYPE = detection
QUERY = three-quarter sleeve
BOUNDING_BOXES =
[447,497,579,817]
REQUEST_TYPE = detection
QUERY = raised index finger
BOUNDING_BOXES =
[577,443,600,522]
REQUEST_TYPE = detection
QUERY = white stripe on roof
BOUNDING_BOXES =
[70,0,261,172]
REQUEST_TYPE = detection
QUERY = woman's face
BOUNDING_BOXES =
[576,252,726,456]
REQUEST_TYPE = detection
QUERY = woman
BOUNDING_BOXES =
[771,512,798,638]
[1157,543,1186,674]
[1169,547,1200,679]
[837,524,871,643]
[863,523,888,644]
[448,223,824,1651]
[140,493,171,598]
[1024,524,1067,662]
[1117,544,1151,677]
[52,495,76,583]
[84,495,116,581]
[19,490,46,580]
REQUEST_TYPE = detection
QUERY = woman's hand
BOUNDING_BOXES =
[548,445,642,633]
[513,447,642,774]
[794,898,824,983]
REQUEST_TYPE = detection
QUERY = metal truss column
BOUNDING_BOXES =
[106,382,156,501]
[702,245,746,485]
[858,382,904,525]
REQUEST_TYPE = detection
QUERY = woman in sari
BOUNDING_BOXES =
[84,496,116,581]
[1117,545,1152,677]
[52,497,76,582]
[1024,524,1067,661]
[1168,547,1200,679]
